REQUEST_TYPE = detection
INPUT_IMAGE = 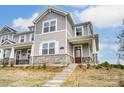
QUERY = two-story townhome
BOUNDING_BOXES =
[0,26,34,65]
[32,7,99,65]
[0,6,99,65]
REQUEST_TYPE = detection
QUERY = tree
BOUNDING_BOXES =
[117,22,124,64]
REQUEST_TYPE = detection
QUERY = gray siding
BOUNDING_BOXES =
[67,18,74,37]
[67,41,73,56]
[14,32,33,43]
[83,43,89,57]
[34,31,66,56]
[36,12,66,34]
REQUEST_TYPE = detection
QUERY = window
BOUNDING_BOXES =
[49,42,55,54]
[20,35,25,43]
[43,19,56,33]
[1,36,5,43]
[42,42,55,55]
[1,35,8,43]
[42,43,48,55]
[40,41,57,55]
[50,21,56,32]
[30,33,34,41]
[75,27,82,36]
[44,22,49,33]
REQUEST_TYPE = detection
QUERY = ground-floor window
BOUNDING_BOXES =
[39,40,58,55]
[42,42,55,55]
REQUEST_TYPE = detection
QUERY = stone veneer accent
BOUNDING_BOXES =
[32,54,74,64]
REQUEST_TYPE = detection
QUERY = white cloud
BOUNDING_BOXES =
[72,6,124,28]
[12,12,39,30]
[100,43,119,51]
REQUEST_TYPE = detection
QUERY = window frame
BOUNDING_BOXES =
[30,33,34,42]
[75,26,84,37]
[39,40,59,55]
[19,35,26,43]
[42,19,57,34]
[1,35,9,43]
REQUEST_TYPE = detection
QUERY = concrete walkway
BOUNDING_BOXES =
[43,64,77,87]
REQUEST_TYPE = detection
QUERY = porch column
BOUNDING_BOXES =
[30,44,34,65]
[0,48,4,64]
[92,39,97,53]
[92,39,98,64]
[10,47,15,59]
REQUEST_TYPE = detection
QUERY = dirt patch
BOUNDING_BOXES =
[0,66,64,87]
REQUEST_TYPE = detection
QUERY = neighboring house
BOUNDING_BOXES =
[0,26,34,64]
[0,6,99,65]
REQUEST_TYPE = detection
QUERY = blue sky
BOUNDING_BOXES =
[0,5,123,64]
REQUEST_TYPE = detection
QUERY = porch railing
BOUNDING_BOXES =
[81,57,93,64]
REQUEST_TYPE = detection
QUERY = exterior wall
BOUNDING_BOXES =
[14,32,33,43]
[33,54,74,64]
[82,43,89,57]
[36,12,66,35]
[67,18,74,37]
[0,33,15,43]
[67,41,73,56]
[34,31,66,56]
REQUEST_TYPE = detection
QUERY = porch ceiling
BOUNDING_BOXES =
[68,34,99,50]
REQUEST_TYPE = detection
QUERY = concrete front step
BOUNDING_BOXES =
[42,64,77,87]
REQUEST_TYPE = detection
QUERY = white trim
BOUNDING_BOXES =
[1,35,9,43]
[15,50,22,59]
[19,34,26,43]
[1,39,14,45]
[88,43,90,57]
[75,26,84,37]
[35,30,66,36]
[29,33,34,42]
[33,7,68,24]
[73,45,83,63]
[65,16,68,54]
[27,49,31,58]
[42,18,57,34]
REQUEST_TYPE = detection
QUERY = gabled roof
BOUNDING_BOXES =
[0,26,17,34]
[74,21,92,27]
[1,39,15,46]
[33,6,74,25]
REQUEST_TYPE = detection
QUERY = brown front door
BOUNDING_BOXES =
[75,46,81,64]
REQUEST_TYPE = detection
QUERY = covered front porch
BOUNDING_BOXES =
[69,35,99,64]
[0,42,33,65]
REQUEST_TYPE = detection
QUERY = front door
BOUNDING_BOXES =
[75,46,81,64]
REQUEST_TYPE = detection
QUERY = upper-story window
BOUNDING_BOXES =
[1,35,8,43]
[19,35,25,43]
[30,33,34,41]
[75,26,83,37]
[43,19,57,33]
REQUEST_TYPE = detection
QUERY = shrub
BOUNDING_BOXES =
[79,64,83,68]
[87,64,91,69]
[9,59,14,67]
[95,64,102,69]
[111,64,124,69]
[42,63,47,70]
[37,65,42,69]
[100,61,110,68]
